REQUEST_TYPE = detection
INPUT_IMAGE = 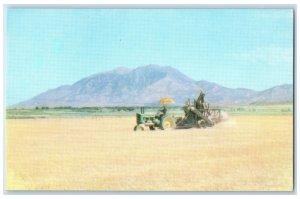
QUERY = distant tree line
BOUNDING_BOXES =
[35,106,49,110]
[33,106,136,112]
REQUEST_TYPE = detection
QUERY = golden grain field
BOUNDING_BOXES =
[6,115,293,191]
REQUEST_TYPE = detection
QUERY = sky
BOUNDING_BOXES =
[5,8,293,106]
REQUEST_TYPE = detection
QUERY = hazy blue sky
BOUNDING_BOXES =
[6,8,293,105]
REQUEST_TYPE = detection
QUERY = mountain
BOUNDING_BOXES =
[248,84,293,105]
[195,80,258,105]
[13,65,293,108]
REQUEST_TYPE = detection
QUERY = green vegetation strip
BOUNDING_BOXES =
[6,105,293,119]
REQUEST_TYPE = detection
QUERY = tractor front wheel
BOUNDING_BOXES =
[134,124,145,131]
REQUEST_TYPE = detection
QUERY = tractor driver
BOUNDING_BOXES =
[155,106,167,118]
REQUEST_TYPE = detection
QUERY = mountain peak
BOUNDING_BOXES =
[110,67,131,74]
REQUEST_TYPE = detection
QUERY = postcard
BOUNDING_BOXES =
[5,7,294,191]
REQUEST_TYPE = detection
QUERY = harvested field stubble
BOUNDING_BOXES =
[6,115,293,191]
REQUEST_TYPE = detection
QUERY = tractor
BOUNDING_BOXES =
[134,106,176,131]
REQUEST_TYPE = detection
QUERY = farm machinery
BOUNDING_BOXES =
[175,90,222,129]
[134,105,176,131]
[133,90,222,131]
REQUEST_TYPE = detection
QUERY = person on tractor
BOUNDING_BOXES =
[155,105,167,118]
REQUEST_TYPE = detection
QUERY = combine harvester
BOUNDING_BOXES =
[133,89,224,131]
[175,90,222,129]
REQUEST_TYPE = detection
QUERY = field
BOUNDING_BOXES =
[6,113,293,191]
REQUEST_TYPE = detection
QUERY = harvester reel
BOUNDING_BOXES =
[160,116,176,130]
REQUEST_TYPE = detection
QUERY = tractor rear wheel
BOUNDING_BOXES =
[161,116,176,130]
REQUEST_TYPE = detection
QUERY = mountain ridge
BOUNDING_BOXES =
[13,65,293,108]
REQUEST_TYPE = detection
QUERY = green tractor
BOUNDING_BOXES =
[134,106,176,131]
